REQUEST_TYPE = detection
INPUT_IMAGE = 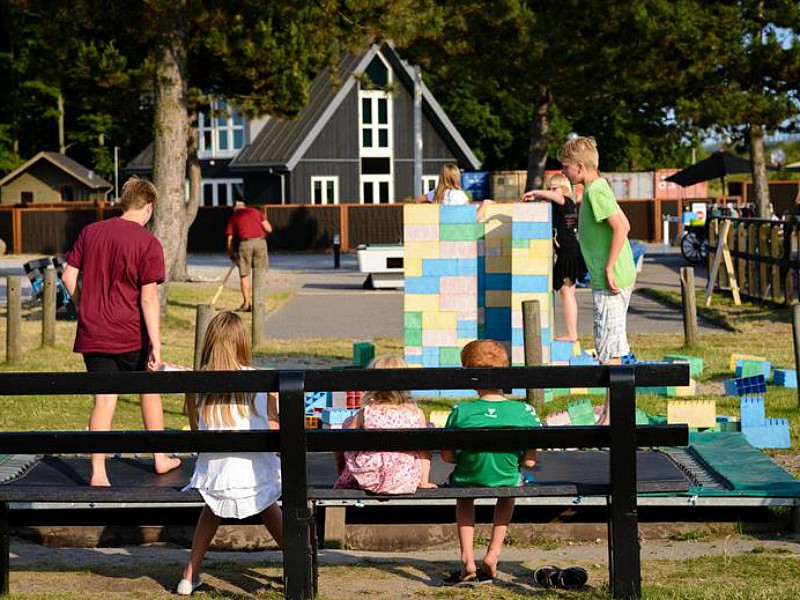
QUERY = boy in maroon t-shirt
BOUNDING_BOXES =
[62,177,181,486]
[225,200,272,311]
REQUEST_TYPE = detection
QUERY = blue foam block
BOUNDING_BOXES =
[742,419,791,449]
[304,391,330,414]
[320,408,360,425]
[404,276,440,294]
[511,275,550,293]
[621,353,637,365]
[740,396,766,428]
[440,205,478,223]
[551,340,576,362]
[570,352,599,366]
[421,259,459,277]
[485,273,512,290]
[725,374,768,397]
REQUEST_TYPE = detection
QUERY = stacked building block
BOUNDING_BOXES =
[734,359,771,379]
[740,396,791,449]
[729,353,766,372]
[667,400,717,429]
[567,398,597,425]
[352,341,376,368]
[320,408,360,429]
[724,374,768,397]
[663,354,704,378]
[403,203,553,397]
[774,369,798,389]
[305,391,331,414]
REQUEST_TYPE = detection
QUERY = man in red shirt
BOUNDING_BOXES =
[62,177,181,486]
[225,200,273,311]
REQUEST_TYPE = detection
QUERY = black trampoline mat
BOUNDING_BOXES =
[0,450,691,503]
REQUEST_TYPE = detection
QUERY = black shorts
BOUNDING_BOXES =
[83,348,149,373]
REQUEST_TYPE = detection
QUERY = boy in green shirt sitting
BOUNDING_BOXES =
[442,340,541,585]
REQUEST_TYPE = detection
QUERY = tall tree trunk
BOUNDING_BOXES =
[748,124,771,218]
[57,94,65,154]
[150,7,188,308]
[173,119,201,282]
[525,85,551,193]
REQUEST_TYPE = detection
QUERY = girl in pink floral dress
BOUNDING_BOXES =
[335,355,437,494]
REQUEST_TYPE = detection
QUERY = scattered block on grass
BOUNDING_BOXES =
[714,415,740,433]
[621,353,637,365]
[729,353,766,372]
[774,369,798,389]
[352,341,376,368]
[567,398,596,425]
[742,418,791,449]
[545,410,572,426]
[667,400,717,429]
[569,352,599,366]
[663,354,704,378]
[551,340,580,362]
[740,396,766,428]
[734,359,771,379]
[428,410,450,428]
[724,375,768,397]
[666,379,697,397]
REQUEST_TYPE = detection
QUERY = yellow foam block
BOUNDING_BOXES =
[511,292,550,309]
[404,257,422,277]
[667,400,716,429]
[729,353,767,372]
[512,257,552,275]
[672,379,697,397]
[570,388,590,395]
[485,256,512,273]
[527,239,553,257]
[422,311,458,330]
[404,294,439,312]
[428,410,451,428]
[404,240,440,259]
[485,204,514,219]
[404,204,440,225]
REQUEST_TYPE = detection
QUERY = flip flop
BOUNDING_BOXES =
[475,568,495,585]
[533,565,561,588]
[441,570,477,586]
[558,566,588,590]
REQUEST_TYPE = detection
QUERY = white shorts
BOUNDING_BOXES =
[592,286,633,363]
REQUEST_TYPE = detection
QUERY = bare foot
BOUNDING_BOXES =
[481,560,497,578]
[155,455,182,475]
[418,482,438,489]
[89,474,111,487]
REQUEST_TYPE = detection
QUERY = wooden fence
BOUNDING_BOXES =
[708,216,800,304]
[0,198,716,256]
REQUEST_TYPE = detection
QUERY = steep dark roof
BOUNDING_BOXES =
[230,42,480,171]
[0,151,113,190]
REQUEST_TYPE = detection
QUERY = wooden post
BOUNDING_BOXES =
[736,222,747,296]
[793,304,800,408]
[41,266,56,347]
[252,266,266,350]
[748,223,759,298]
[6,276,22,364]
[323,506,347,549]
[522,299,543,410]
[680,267,698,347]
[193,304,215,369]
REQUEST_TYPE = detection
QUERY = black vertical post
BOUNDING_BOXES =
[607,365,640,600]
[333,234,341,269]
[279,371,314,600]
[0,502,9,595]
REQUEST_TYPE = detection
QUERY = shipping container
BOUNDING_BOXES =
[654,169,709,200]
[600,171,654,200]
[491,170,527,200]
[461,171,491,200]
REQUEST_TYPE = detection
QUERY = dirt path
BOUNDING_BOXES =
[9,533,800,598]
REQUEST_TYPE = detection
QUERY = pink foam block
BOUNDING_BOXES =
[440,276,478,295]
[546,410,572,426]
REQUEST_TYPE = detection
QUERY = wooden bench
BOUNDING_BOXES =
[0,364,689,599]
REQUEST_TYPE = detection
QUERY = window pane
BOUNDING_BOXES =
[218,131,228,151]
[203,183,214,207]
[313,181,322,204]
[362,98,372,124]
[378,98,387,124]
[365,55,389,88]
[378,128,388,147]
[218,114,228,127]
[326,181,335,204]
[362,128,372,147]
[233,112,244,125]
[233,129,244,149]
[219,185,228,206]
[203,130,212,152]
[379,181,389,203]
[363,182,373,204]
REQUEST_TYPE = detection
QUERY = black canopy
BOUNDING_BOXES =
[665,151,752,187]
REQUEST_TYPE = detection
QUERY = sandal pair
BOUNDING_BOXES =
[533,565,588,590]
[442,568,494,586]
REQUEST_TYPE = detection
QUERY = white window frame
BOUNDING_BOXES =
[310,176,339,205]
[198,100,246,159]
[358,91,393,157]
[200,178,245,207]
[360,175,394,205]
[422,175,438,194]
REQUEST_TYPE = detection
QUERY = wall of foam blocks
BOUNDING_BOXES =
[403,203,553,396]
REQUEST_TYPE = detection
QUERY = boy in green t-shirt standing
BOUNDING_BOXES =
[558,136,637,425]
[441,340,541,585]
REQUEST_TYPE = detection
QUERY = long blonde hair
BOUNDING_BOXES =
[361,354,415,406]
[432,164,462,204]
[185,311,258,429]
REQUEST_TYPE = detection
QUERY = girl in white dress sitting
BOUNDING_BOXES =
[177,311,282,595]
[416,163,470,205]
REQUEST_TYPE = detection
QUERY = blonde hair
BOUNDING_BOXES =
[185,311,258,428]
[557,136,599,172]
[432,163,462,204]
[546,173,572,198]
[460,339,509,368]
[361,354,414,406]
[119,176,158,211]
